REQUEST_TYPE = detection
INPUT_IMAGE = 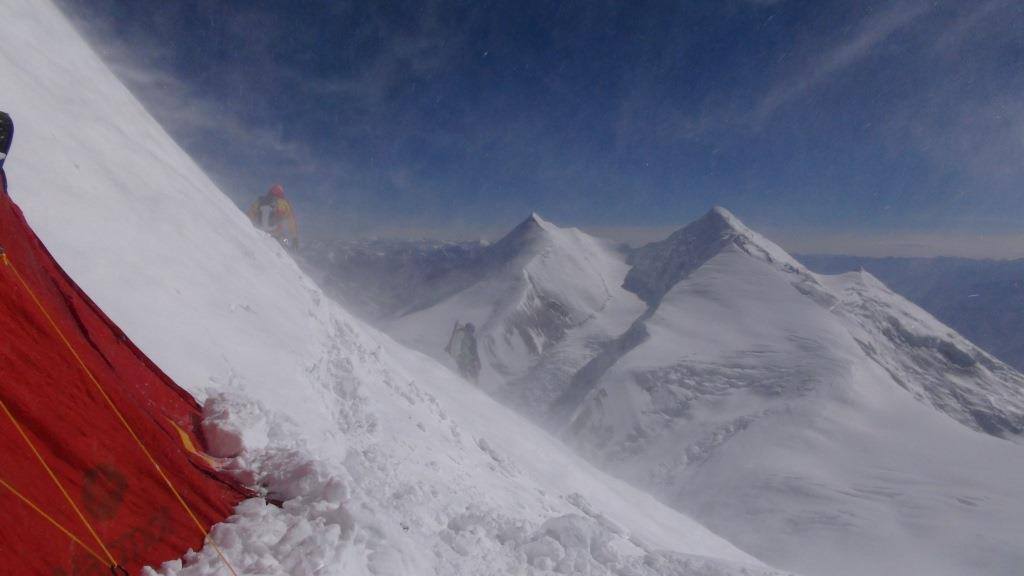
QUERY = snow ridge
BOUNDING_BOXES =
[625,206,806,306]
[565,210,1024,576]
[823,269,1024,436]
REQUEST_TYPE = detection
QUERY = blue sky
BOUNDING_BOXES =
[58,0,1024,256]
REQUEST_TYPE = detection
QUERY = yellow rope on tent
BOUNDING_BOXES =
[0,473,108,568]
[1,253,240,576]
[0,396,120,569]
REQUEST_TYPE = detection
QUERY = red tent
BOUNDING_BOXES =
[0,170,250,575]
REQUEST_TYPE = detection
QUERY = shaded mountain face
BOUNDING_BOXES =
[801,254,1024,372]
[315,207,1024,576]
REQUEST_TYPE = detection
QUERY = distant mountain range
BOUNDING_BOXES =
[303,235,1024,375]
[299,237,487,319]
[302,209,1024,576]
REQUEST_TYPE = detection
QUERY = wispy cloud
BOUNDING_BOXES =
[755,0,935,122]
[56,2,317,198]
[877,0,1024,195]
[53,0,1024,249]
[55,0,468,209]
[931,0,1017,55]
[300,2,465,112]
[110,64,303,160]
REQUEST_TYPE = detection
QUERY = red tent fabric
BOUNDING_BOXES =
[0,171,250,575]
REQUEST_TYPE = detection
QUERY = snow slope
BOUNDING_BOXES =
[0,2,789,575]
[353,205,1024,575]
[567,209,1024,576]
[801,254,1024,372]
[388,214,646,410]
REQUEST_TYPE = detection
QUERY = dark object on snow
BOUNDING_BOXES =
[0,111,12,171]
[445,321,481,383]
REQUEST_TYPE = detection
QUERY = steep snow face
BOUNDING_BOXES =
[0,2,787,575]
[568,211,1024,576]
[388,213,646,409]
[625,207,806,306]
[1,0,333,433]
[801,254,1024,373]
[822,270,1024,436]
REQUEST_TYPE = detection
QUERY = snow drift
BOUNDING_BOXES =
[0,1,790,575]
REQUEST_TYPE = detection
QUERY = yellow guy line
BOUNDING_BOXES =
[2,254,240,576]
[0,473,108,567]
[0,396,119,568]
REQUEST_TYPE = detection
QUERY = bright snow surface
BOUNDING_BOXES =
[577,234,1024,573]
[0,1,791,575]
[374,208,1024,576]
[569,212,1024,576]
[387,213,647,410]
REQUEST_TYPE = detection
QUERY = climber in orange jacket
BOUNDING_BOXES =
[247,184,299,249]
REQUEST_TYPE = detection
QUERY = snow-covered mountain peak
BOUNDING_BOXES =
[624,207,806,305]
[303,203,1024,575]
[564,207,1024,576]
[676,205,755,243]
[388,213,646,403]
[487,212,579,264]
[838,266,890,290]
[514,211,552,234]
[528,211,554,228]
[705,205,745,232]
